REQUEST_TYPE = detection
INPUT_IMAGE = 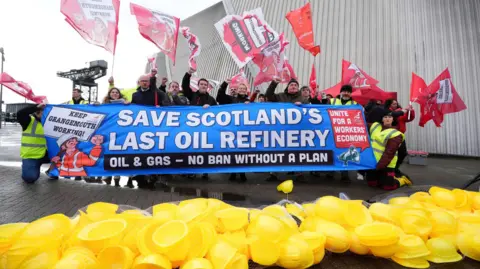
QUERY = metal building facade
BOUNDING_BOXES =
[154,0,480,157]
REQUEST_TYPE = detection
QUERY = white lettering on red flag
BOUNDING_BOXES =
[251,34,288,86]
[130,3,180,65]
[215,8,279,68]
[61,0,120,54]
[181,27,201,70]
[341,60,379,90]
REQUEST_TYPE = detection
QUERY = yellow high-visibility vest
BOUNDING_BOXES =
[66,99,89,104]
[20,116,46,159]
[330,98,357,105]
[369,122,405,168]
[121,87,137,102]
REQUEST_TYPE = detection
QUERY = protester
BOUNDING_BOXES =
[327,85,357,181]
[17,103,58,183]
[109,76,138,103]
[265,77,308,182]
[300,86,328,104]
[217,79,250,105]
[330,85,357,105]
[366,111,412,190]
[66,88,88,104]
[130,73,169,188]
[385,99,415,176]
[182,68,217,180]
[131,74,169,106]
[266,77,309,104]
[101,87,129,187]
[165,80,190,105]
[257,94,266,102]
[102,87,129,104]
[216,79,251,182]
[182,68,218,108]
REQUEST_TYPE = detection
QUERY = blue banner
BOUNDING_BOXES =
[41,103,376,177]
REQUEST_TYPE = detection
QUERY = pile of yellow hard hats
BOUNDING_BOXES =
[0,186,479,269]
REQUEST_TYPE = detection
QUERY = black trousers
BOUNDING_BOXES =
[366,168,399,190]
[396,141,408,169]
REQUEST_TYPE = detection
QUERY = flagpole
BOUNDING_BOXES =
[111,55,116,77]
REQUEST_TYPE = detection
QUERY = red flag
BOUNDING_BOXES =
[412,68,467,127]
[61,0,120,54]
[410,72,428,104]
[0,73,48,104]
[341,59,379,90]
[285,3,321,56]
[181,27,201,70]
[130,3,180,65]
[215,8,279,68]
[230,69,250,91]
[252,34,288,86]
[309,63,317,98]
[281,58,297,83]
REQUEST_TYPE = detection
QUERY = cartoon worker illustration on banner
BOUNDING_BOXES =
[50,134,104,177]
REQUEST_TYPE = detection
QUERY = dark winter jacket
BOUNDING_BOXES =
[216,82,250,104]
[131,76,169,106]
[17,105,41,131]
[265,81,308,104]
[182,73,217,106]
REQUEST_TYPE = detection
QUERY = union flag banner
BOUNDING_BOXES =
[251,34,288,86]
[285,2,320,56]
[341,59,379,90]
[61,0,120,54]
[410,68,467,127]
[281,57,297,83]
[181,27,201,70]
[0,72,48,104]
[215,8,279,68]
[130,3,180,65]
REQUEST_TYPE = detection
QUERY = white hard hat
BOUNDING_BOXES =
[57,134,78,147]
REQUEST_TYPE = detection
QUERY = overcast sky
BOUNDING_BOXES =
[0,0,221,106]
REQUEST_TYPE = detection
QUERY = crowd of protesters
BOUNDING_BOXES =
[18,67,414,191]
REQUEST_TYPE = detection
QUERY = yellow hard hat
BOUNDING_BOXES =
[425,238,462,263]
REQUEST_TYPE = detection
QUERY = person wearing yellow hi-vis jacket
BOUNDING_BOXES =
[17,103,58,183]
[366,111,412,190]
[66,88,89,104]
[326,85,357,181]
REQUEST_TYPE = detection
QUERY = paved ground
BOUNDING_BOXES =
[1,124,479,268]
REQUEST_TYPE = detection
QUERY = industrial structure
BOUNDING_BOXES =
[57,60,108,103]
[150,0,480,157]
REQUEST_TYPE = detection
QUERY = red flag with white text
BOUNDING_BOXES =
[285,2,320,56]
[130,3,180,65]
[0,73,48,104]
[411,68,467,127]
[215,8,279,68]
[309,63,317,97]
[341,59,379,90]
[181,27,201,70]
[251,34,288,86]
[281,58,297,83]
[61,0,120,54]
